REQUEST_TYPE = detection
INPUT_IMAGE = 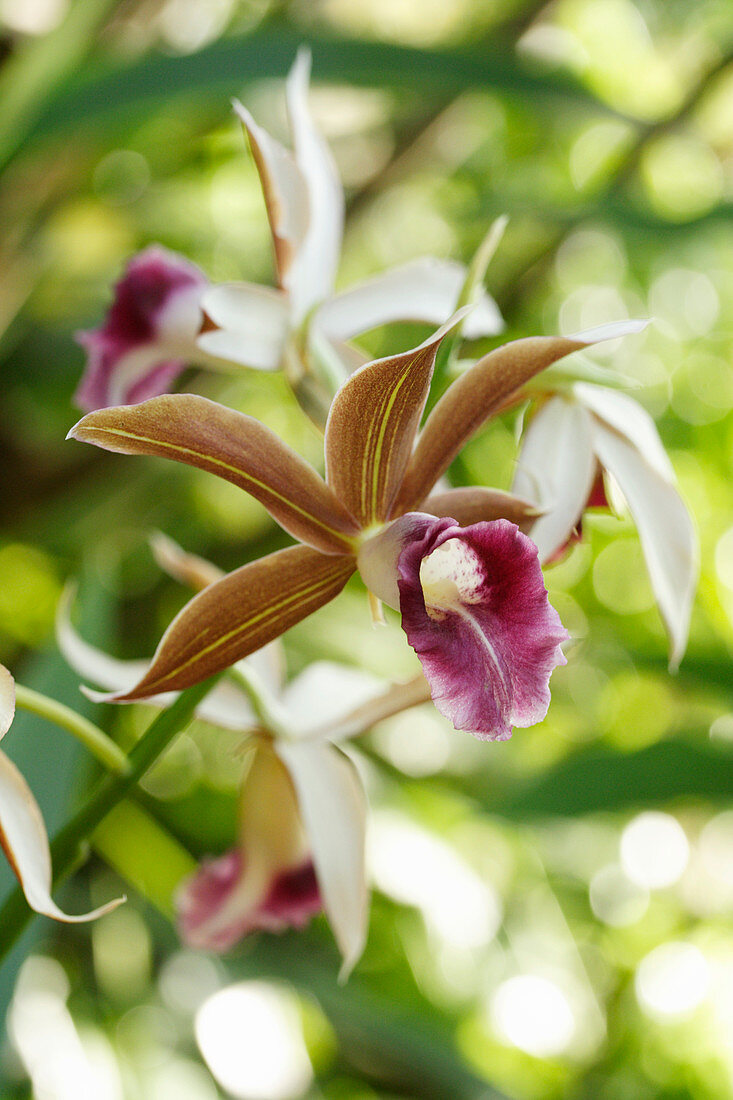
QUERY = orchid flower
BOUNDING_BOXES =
[75,246,217,411]
[195,50,503,385]
[512,382,698,667]
[0,663,123,924]
[68,317,644,740]
[76,53,502,415]
[58,540,430,974]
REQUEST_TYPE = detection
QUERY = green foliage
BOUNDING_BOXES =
[2,1,733,1098]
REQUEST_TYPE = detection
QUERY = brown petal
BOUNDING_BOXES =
[111,546,356,701]
[69,395,360,554]
[422,487,541,533]
[324,317,464,527]
[393,322,645,513]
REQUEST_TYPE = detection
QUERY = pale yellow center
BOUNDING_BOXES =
[419,538,484,619]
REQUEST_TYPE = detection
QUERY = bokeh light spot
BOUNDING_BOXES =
[195,983,312,1100]
[636,942,709,1020]
[491,975,575,1057]
[620,811,689,889]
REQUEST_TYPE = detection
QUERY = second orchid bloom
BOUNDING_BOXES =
[68,316,652,741]
[75,51,502,414]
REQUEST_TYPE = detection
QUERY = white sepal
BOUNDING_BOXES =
[276,738,368,978]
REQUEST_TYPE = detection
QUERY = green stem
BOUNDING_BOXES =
[0,675,220,965]
[13,683,129,775]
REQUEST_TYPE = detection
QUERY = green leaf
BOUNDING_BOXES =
[93,800,197,918]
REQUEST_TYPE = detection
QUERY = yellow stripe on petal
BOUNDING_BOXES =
[325,317,464,528]
[69,394,360,555]
[113,547,356,701]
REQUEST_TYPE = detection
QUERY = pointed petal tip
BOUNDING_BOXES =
[572,318,650,344]
[337,937,365,983]
[422,304,473,345]
[79,685,114,704]
[55,892,127,924]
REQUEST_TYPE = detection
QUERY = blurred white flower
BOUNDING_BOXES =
[197,50,503,381]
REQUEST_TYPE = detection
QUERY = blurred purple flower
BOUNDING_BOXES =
[75,245,209,410]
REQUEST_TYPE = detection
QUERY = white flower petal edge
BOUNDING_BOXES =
[280,662,390,738]
[512,397,597,563]
[0,664,124,922]
[232,100,309,280]
[513,380,698,666]
[573,383,675,481]
[590,421,697,669]
[276,737,368,979]
[285,48,344,320]
[317,257,504,343]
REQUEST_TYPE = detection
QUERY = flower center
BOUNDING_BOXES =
[419,538,484,619]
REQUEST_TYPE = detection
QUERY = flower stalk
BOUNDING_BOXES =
[13,683,129,776]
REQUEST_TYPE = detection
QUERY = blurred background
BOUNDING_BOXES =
[2,0,733,1097]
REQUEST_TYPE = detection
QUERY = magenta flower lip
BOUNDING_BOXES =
[396,514,568,740]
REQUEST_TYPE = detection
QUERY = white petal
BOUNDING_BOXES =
[512,397,597,562]
[570,319,650,343]
[317,258,503,342]
[233,99,309,281]
[0,749,123,921]
[238,641,286,698]
[591,421,698,668]
[198,283,289,370]
[285,48,344,320]
[573,383,675,481]
[0,662,14,741]
[281,661,388,738]
[276,739,367,977]
[318,674,432,741]
[156,282,206,347]
[194,681,259,731]
[56,586,152,693]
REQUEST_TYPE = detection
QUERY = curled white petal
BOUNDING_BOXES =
[0,667,123,923]
[512,397,597,562]
[0,663,14,741]
[591,421,698,668]
[276,739,367,977]
[285,48,344,319]
[574,383,675,481]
